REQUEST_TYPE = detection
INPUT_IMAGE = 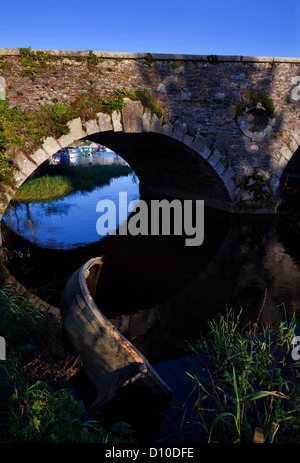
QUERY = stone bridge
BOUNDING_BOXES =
[1,48,300,236]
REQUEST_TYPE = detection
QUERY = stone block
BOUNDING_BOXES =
[159,123,173,137]
[13,170,27,188]
[122,98,143,133]
[85,119,99,136]
[157,83,166,93]
[30,148,50,166]
[58,133,74,148]
[111,111,122,132]
[142,108,152,132]
[42,137,62,156]
[277,155,288,170]
[252,132,264,142]
[172,120,187,142]
[14,152,38,177]
[67,117,86,140]
[191,133,207,155]
[182,133,194,148]
[279,144,294,162]
[222,166,235,183]
[291,127,300,145]
[291,129,300,146]
[150,113,163,133]
[207,149,222,168]
[289,138,298,153]
[97,112,113,132]
[214,160,226,176]
[198,144,211,160]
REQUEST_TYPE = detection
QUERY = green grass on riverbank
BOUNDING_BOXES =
[0,284,135,443]
[13,164,133,203]
[13,176,74,202]
[2,275,300,443]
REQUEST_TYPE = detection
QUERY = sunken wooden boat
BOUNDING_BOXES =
[60,256,172,409]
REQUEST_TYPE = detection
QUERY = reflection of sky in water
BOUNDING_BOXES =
[3,173,139,249]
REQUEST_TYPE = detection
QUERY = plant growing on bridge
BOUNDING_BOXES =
[87,51,99,70]
[135,89,166,119]
[144,53,155,66]
[236,90,277,120]
[241,170,273,203]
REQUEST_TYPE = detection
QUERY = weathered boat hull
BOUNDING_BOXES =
[60,256,171,409]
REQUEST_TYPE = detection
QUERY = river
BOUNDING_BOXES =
[2,150,300,441]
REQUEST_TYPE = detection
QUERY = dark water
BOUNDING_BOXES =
[2,154,300,441]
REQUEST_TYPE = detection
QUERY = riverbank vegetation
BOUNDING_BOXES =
[166,306,300,443]
[0,284,135,443]
[1,274,300,443]
[12,163,132,203]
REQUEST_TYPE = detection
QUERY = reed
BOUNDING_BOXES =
[167,306,300,443]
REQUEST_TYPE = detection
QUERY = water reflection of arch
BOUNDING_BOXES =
[3,188,300,364]
[1,204,230,338]
[108,215,300,363]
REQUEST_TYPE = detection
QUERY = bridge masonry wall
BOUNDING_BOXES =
[1,49,300,214]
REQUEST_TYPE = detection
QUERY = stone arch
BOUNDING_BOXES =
[273,126,300,214]
[269,125,300,196]
[0,99,236,233]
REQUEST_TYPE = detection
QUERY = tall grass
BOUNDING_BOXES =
[169,307,300,443]
[0,285,135,443]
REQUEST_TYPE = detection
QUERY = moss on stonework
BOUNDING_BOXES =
[18,48,61,78]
